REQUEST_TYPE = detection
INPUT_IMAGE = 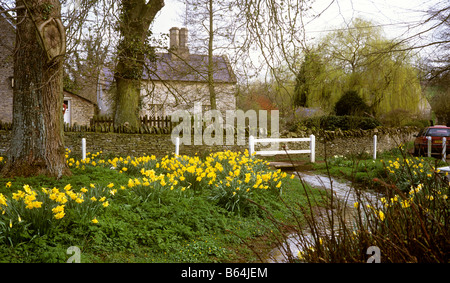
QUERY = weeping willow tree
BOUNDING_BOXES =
[295,18,422,116]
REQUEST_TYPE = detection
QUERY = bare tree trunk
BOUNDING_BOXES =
[114,0,164,130]
[207,0,217,110]
[2,0,69,178]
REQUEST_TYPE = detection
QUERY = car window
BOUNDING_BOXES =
[426,128,450,137]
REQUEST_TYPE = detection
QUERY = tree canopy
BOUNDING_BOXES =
[294,18,423,116]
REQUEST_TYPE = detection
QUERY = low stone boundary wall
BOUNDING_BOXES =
[281,127,418,158]
[0,126,420,159]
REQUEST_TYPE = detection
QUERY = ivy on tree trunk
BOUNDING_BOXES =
[2,0,69,178]
[114,0,165,130]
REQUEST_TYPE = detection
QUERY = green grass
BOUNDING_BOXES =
[0,152,321,263]
[311,144,447,190]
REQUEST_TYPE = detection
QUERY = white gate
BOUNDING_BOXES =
[249,135,316,163]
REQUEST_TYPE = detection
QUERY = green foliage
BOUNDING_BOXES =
[299,115,381,131]
[39,3,54,20]
[116,1,158,80]
[334,90,370,116]
[294,52,324,108]
[296,18,422,116]
[429,89,450,125]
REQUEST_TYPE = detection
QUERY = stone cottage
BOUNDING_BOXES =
[97,27,237,117]
[62,90,96,127]
[0,6,96,126]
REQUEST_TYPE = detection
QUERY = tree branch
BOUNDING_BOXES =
[0,5,25,13]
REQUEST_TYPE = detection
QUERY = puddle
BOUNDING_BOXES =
[264,172,381,263]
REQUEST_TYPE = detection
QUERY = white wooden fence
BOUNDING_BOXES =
[248,135,316,163]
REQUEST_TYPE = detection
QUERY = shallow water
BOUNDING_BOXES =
[264,172,381,263]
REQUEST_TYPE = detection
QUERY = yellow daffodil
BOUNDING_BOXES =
[378,210,385,221]
[54,211,65,219]
[0,193,7,207]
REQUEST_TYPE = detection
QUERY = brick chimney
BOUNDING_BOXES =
[169,27,189,60]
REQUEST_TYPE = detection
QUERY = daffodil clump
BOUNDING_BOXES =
[1,150,294,245]
[372,181,448,219]
[65,149,106,170]
[0,182,113,239]
[382,156,448,192]
[121,150,293,213]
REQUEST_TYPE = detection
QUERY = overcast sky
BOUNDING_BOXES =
[151,0,438,47]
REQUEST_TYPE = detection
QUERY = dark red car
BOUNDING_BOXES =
[413,125,450,157]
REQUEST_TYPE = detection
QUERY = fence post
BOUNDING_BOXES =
[310,134,315,163]
[81,138,86,161]
[427,136,432,157]
[249,135,255,156]
[443,137,447,162]
[373,135,377,160]
[175,137,180,156]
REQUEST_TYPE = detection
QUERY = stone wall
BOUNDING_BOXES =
[0,126,420,159]
[64,132,246,158]
[278,127,419,158]
[0,15,15,123]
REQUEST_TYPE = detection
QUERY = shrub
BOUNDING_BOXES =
[334,90,370,116]
[299,115,380,131]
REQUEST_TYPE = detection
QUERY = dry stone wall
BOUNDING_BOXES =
[0,126,420,159]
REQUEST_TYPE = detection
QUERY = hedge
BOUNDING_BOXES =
[298,115,381,131]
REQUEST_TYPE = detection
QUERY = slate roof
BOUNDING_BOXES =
[100,52,237,88]
[144,53,237,84]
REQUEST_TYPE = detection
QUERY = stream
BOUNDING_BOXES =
[264,172,381,263]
